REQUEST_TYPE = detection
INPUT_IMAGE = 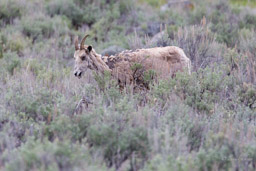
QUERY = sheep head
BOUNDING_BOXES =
[73,35,93,78]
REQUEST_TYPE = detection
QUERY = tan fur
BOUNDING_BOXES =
[73,38,191,89]
[110,47,191,85]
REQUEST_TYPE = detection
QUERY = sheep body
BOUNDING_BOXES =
[101,46,191,88]
[73,35,191,89]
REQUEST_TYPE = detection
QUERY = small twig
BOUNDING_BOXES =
[74,96,93,115]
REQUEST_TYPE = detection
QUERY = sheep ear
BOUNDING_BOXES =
[87,45,92,52]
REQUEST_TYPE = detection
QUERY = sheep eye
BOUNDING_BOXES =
[81,56,86,61]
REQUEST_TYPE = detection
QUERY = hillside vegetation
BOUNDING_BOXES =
[0,0,256,170]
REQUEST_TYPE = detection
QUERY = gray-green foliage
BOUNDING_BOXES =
[2,138,108,171]
[21,15,69,42]
[0,0,256,170]
[2,51,21,75]
[46,0,99,27]
[0,0,25,25]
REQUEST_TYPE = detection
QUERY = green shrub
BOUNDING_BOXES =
[3,31,31,55]
[0,42,3,59]
[238,28,256,53]
[143,69,156,85]
[0,0,25,25]
[46,0,100,27]
[169,67,229,113]
[89,3,124,44]
[187,5,207,25]
[237,83,256,110]
[187,123,204,151]
[2,139,107,171]
[211,22,238,47]
[93,71,115,91]
[240,14,256,30]
[2,51,21,75]
[151,79,172,106]
[231,0,256,7]
[196,148,232,171]
[88,124,149,169]
[93,71,126,104]
[0,33,8,59]
[196,132,242,171]
[23,58,44,77]
[233,29,256,84]
[143,155,196,171]
[119,0,135,15]
[21,15,69,42]
[245,144,256,168]
[157,12,185,39]
[171,24,219,69]
[209,1,240,47]
[6,87,58,122]
[45,114,91,142]
[139,0,167,8]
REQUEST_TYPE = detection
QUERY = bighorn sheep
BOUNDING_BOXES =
[73,35,191,89]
